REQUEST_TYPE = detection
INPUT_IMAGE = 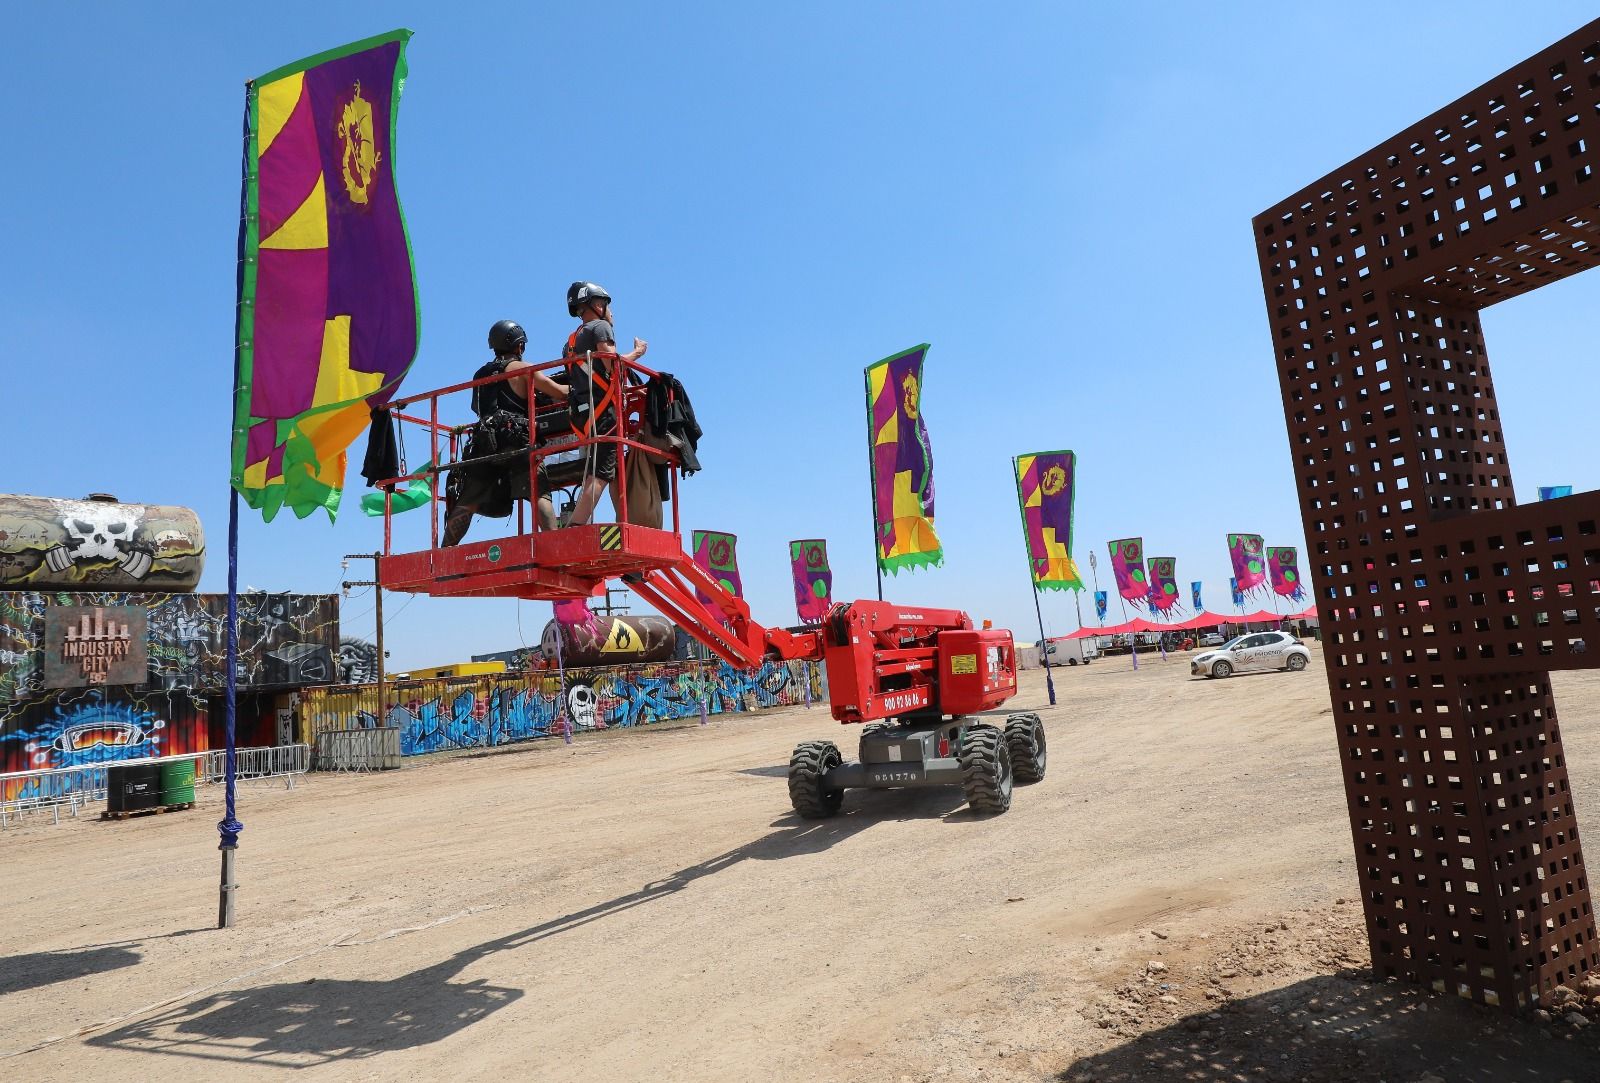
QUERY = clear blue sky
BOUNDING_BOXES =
[5,3,1599,667]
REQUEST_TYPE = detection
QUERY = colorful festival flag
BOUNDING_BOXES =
[692,530,743,605]
[232,30,421,522]
[1230,577,1244,608]
[1540,486,1574,500]
[1107,537,1147,604]
[1191,581,1203,611]
[1013,450,1084,591]
[867,345,942,574]
[1267,546,1305,601]
[1227,533,1268,597]
[1094,591,1108,621]
[1146,557,1181,614]
[790,539,833,625]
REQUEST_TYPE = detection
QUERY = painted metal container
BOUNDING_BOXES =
[106,761,162,813]
[158,757,196,805]
[0,493,204,591]
[539,614,676,667]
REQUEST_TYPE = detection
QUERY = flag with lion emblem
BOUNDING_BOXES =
[867,344,942,574]
[232,30,419,521]
[1012,450,1083,591]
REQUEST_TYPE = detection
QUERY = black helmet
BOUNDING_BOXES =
[488,319,527,357]
[566,281,611,317]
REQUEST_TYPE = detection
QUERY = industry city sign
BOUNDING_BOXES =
[44,606,148,688]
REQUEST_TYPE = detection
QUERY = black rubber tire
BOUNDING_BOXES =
[1067,657,1079,666]
[1286,654,1307,672]
[1004,713,1047,785]
[959,724,1013,815]
[1212,660,1233,679]
[788,740,844,819]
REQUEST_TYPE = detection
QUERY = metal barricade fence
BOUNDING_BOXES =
[313,727,402,773]
[2,745,311,829]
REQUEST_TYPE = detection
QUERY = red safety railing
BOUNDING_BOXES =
[372,353,682,557]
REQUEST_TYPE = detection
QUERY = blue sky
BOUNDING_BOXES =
[5,3,1599,667]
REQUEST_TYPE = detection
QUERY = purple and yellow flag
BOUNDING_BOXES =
[867,345,942,574]
[693,530,743,606]
[232,30,420,521]
[1146,557,1180,614]
[1267,546,1305,601]
[1108,537,1147,604]
[790,540,833,625]
[1227,533,1267,597]
[1013,450,1084,591]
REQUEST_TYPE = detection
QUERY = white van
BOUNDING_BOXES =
[1039,637,1099,666]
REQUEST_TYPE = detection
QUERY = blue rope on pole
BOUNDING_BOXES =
[219,487,243,850]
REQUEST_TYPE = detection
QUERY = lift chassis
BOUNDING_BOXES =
[373,356,1047,819]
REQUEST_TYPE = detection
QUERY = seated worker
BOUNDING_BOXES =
[442,320,569,547]
[561,281,648,526]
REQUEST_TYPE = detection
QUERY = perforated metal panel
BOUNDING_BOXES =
[1254,21,1600,1007]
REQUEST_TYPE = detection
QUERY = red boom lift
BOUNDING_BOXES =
[374,354,1046,816]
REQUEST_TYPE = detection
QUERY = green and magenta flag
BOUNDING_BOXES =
[1013,450,1083,591]
[1267,546,1305,601]
[1227,533,1268,598]
[693,530,743,605]
[1108,537,1147,604]
[867,345,942,574]
[232,30,420,522]
[1146,556,1180,614]
[790,540,833,624]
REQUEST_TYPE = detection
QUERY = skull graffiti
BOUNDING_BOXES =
[44,500,152,579]
[566,682,598,730]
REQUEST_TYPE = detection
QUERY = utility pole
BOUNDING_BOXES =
[342,552,386,727]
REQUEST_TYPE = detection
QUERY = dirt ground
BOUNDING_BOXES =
[5,645,1600,1082]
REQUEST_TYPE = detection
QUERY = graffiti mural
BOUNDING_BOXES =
[0,688,207,800]
[0,591,339,703]
[338,637,380,684]
[301,659,827,758]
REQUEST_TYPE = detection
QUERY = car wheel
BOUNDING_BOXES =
[1286,654,1307,672]
[1212,660,1233,679]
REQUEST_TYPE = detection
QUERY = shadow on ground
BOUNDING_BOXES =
[1058,970,1600,1083]
[0,946,143,997]
[86,790,959,1069]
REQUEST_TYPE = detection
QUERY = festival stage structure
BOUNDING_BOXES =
[1255,21,1600,1007]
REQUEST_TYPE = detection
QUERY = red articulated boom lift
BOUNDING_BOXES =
[375,354,1047,816]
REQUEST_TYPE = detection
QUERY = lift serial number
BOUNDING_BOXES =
[871,769,923,783]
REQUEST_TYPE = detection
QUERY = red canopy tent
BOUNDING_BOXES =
[1288,603,1318,620]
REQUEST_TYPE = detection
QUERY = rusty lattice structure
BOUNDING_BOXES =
[1254,22,1600,1007]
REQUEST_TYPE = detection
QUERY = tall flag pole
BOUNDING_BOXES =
[1267,546,1306,605]
[1107,538,1144,670]
[790,540,833,625]
[232,29,420,522]
[228,30,418,926]
[1013,450,1085,707]
[866,345,942,586]
[1227,533,1268,601]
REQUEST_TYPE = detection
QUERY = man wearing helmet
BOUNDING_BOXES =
[562,282,649,526]
[442,320,569,546]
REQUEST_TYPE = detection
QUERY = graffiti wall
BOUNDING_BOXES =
[0,688,207,800]
[300,658,827,758]
[0,591,340,703]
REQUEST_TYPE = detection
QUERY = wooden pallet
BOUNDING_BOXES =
[101,801,196,821]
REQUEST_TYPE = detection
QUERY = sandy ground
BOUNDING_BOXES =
[5,645,1600,1082]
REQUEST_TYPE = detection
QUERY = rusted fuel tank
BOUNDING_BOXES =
[0,493,205,591]
[540,613,676,667]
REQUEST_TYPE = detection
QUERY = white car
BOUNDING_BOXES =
[1197,632,1226,647]
[1190,630,1311,679]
